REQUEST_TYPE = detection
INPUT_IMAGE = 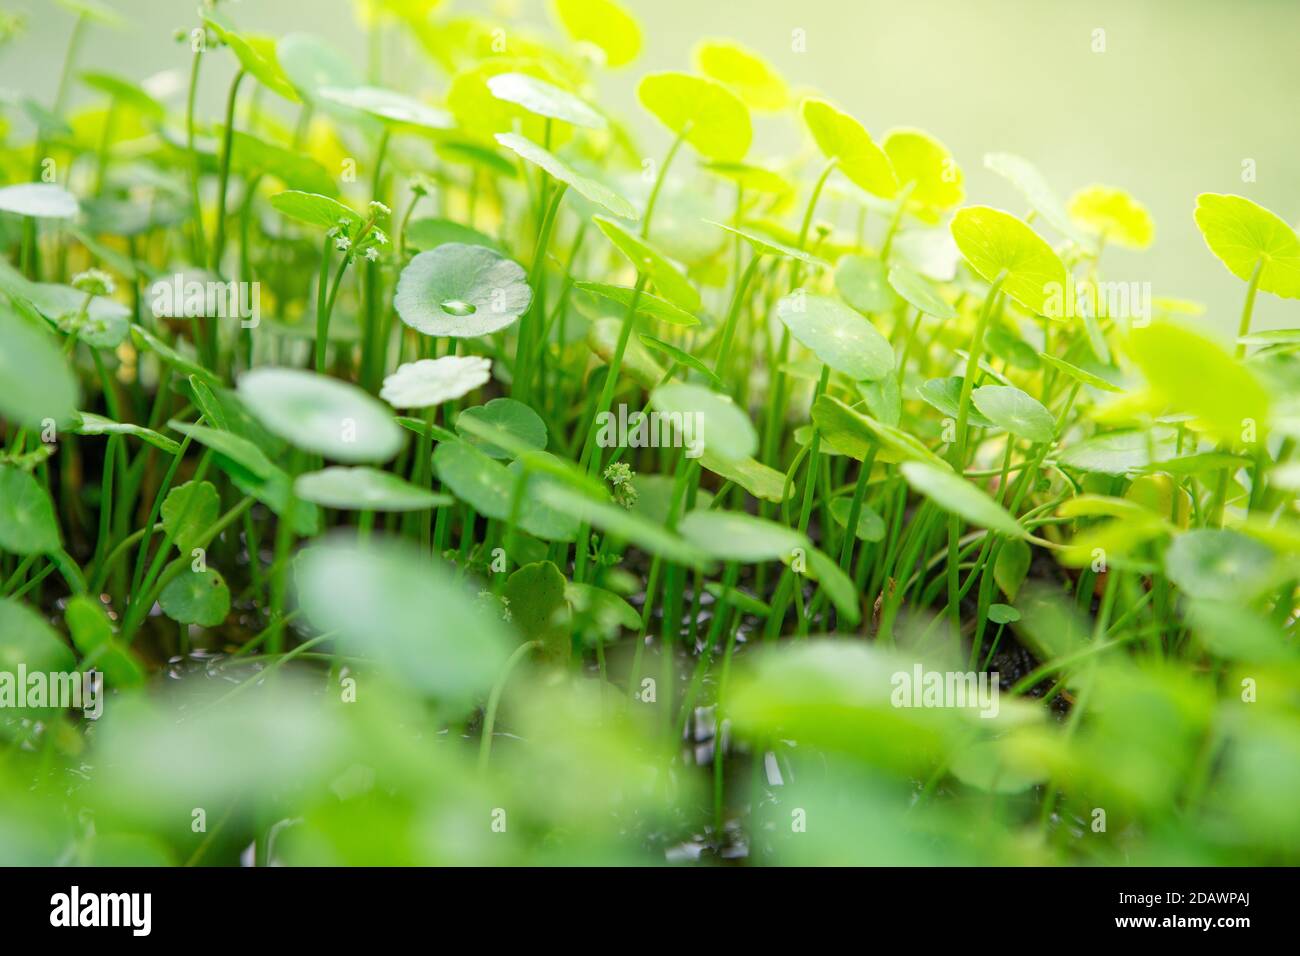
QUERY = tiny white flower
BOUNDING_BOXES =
[380,355,492,409]
[364,246,379,262]
[335,236,352,252]
[372,229,389,246]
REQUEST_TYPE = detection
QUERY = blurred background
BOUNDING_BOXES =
[2,0,1297,330]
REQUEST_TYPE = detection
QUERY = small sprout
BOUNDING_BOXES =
[604,461,638,509]
[368,200,392,218]
[71,268,115,297]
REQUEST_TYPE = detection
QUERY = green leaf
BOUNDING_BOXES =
[857,372,902,428]
[801,98,897,199]
[988,603,1020,625]
[238,368,405,464]
[227,129,338,197]
[576,281,699,327]
[950,206,1067,316]
[504,561,572,665]
[203,11,300,103]
[159,566,231,628]
[551,0,642,68]
[161,480,219,552]
[1068,184,1154,249]
[694,38,788,111]
[277,33,365,108]
[696,449,788,503]
[394,243,533,338]
[318,84,453,131]
[637,71,751,162]
[983,152,1088,246]
[295,535,513,701]
[813,394,948,467]
[293,467,451,512]
[434,440,569,541]
[899,461,1026,538]
[678,509,806,563]
[1057,429,1178,476]
[1193,193,1300,298]
[535,482,710,566]
[456,397,547,460]
[649,382,756,462]
[64,595,144,688]
[71,412,180,455]
[592,215,700,312]
[167,422,321,536]
[587,317,664,387]
[1165,530,1279,602]
[883,128,963,220]
[777,291,894,381]
[918,377,994,428]
[708,221,825,266]
[380,355,492,409]
[970,385,1055,443]
[487,72,605,129]
[887,265,955,319]
[638,334,723,388]
[806,546,861,626]
[0,183,79,219]
[835,255,898,314]
[829,496,885,542]
[1128,322,1270,444]
[0,598,75,688]
[405,217,504,253]
[494,132,637,219]
[0,303,79,429]
[1036,352,1122,393]
[0,464,62,555]
[566,581,640,643]
[994,538,1031,600]
[269,190,363,231]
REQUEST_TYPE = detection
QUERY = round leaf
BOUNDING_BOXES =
[777,291,894,381]
[0,465,61,556]
[0,183,79,219]
[649,381,757,462]
[694,38,788,111]
[1194,193,1300,299]
[678,509,806,563]
[456,397,547,459]
[0,303,79,429]
[637,71,751,162]
[883,128,963,219]
[486,72,605,129]
[294,467,451,511]
[160,567,231,628]
[270,190,363,231]
[1165,530,1278,602]
[888,265,956,319]
[899,461,1026,538]
[950,205,1067,316]
[237,367,405,463]
[381,355,492,409]
[394,243,532,338]
[971,385,1055,444]
[801,98,897,199]
[1067,184,1154,250]
[495,133,637,219]
[318,85,453,131]
[550,0,642,68]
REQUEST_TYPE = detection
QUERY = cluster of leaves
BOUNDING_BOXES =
[0,0,1297,866]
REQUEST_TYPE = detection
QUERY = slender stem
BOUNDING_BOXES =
[478,640,542,772]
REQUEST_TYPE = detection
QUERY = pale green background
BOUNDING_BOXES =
[3,0,1298,331]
